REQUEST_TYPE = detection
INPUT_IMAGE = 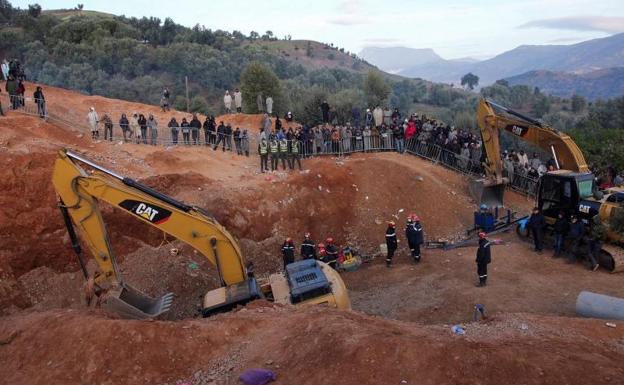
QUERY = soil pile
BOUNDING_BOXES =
[1,307,623,385]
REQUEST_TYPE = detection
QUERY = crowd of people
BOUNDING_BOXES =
[1,59,46,118]
[527,207,605,272]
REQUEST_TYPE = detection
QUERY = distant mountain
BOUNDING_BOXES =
[505,68,624,100]
[359,47,443,74]
[396,33,624,86]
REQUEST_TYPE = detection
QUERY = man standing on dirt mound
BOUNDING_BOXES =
[385,221,398,267]
[301,232,316,260]
[406,214,424,263]
[476,232,492,287]
[281,237,295,269]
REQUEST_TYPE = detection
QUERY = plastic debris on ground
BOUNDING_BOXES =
[451,325,466,335]
[239,368,276,385]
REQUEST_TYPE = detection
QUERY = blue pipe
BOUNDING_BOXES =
[576,291,624,320]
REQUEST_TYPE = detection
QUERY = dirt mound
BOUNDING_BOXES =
[24,81,299,135]
[1,308,622,385]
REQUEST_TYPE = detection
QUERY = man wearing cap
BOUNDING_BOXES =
[300,232,316,260]
[385,221,398,267]
[476,232,492,287]
[406,214,424,263]
[281,237,295,269]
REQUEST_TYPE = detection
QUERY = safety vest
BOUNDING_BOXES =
[259,142,268,155]
[279,139,288,153]
[270,141,278,153]
[291,141,299,154]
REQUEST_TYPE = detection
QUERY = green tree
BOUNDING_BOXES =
[240,61,281,114]
[460,72,479,90]
[27,3,41,18]
[189,95,209,114]
[531,95,551,118]
[571,94,587,113]
[363,70,390,107]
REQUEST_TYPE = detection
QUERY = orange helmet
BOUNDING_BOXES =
[326,237,334,243]
[478,232,486,239]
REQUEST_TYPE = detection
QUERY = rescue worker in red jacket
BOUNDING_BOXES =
[323,237,339,269]
[476,232,492,287]
[385,221,398,267]
[281,237,295,269]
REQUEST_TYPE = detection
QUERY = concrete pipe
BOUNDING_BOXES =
[576,291,624,321]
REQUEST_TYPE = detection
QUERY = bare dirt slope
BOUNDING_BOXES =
[1,307,623,385]
[2,85,623,385]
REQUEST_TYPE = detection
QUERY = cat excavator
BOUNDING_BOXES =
[473,99,624,272]
[52,149,350,319]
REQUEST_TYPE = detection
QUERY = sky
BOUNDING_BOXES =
[13,0,624,59]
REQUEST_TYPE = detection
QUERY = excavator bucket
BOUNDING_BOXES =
[101,283,174,319]
[469,179,506,208]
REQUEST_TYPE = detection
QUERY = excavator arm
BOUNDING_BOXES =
[52,149,249,318]
[473,99,590,206]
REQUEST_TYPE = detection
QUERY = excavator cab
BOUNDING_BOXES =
[537,171,596,221]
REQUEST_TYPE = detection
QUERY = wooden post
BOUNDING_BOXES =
[185,76,189,112]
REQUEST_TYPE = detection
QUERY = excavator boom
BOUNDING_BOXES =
[474,98,589,207]
[53,149,248,318]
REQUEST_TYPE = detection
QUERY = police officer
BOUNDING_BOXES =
[385,221,398,267]
[289,138,302,170]
[567,215,584,263]
[324,237,339,269]
[587,215,605,271]
[476,232,492,287]
[406,214,424,263]
[528,207,546,253]
[278,136,289,170]
[301,232,316,260]
[281,237,295,269]
[269,137,279,171]
[258,138,269,173]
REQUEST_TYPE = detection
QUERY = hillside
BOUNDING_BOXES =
[1,3,450,128]
[504,68,624,100]
[380,33,624,85]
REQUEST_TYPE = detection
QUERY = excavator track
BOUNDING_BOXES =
[600,244,624,273]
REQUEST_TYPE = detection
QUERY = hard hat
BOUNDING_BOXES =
[286,237,292,242]
[388,221,396,227]
[478,232,486,239]
[480,204,488,210]
[407,217,413,223]
[326,237,333,243]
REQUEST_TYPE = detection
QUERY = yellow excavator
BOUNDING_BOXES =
[473,99,624,272]
[52,149,350,319]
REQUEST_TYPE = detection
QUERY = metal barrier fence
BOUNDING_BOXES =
[0,92,539,197]
[0,93,48,119]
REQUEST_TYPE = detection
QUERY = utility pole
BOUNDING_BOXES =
[185,76,189,112]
